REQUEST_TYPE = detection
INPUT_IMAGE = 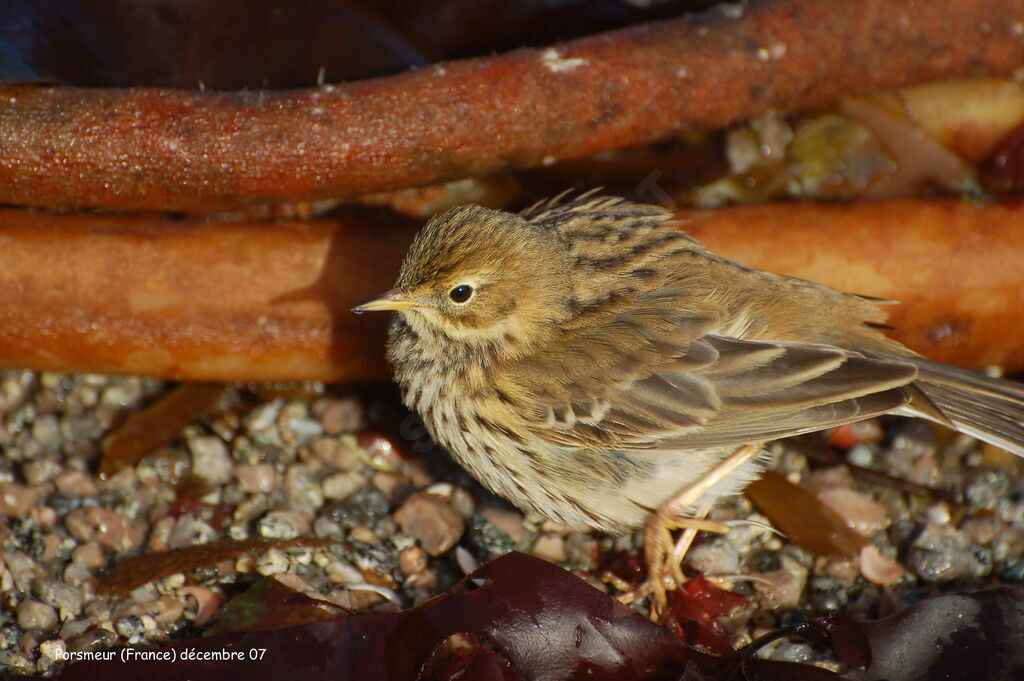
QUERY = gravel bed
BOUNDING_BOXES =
[0,369,1021,675]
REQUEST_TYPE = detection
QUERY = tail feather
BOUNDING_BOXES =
[897,358,1024,457]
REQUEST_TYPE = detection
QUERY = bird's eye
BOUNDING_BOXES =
[448,284,474,304]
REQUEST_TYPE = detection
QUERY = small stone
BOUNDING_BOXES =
[311,437,363,471]
[58,619,92,641]
[399,547,428,577]
[284,417,323,442]
[256,548,289,576]
[313,516,344,539]
[236,463,278,494]
[187,436,233,486]
[3,550,41,591]
[531,533,568,563]
[394,492,465,557]
[55,470,99,497]
[316,398,364,435]
[858,544,904,586]
[39,639,67,663]
[327,486,390,528]
[99,379,145,408]
[258,510,312,539]
[34,578,83,617]
[31,415,62,450]
[167,514,218,549]
[246,400,282,432]
[0,482,41,516]
[565,533,600,570]
[67,628,117,654]
[22,457,62,485]
[63,562,93,588]
[478,507,526,546]
[816,488,890,536]
[962,514,1002,545]
[0,373,31,413]
[115,616,147,642]
[65,507,146,553]
[348,525,381,545]
[325,559,364,584]
[753,553,809,611]
[285,465,323,513]
[17,600,58,632]
[371,471,406,500]
[321,472,365,500]
[0,650,34,675]
[909,522,988,582]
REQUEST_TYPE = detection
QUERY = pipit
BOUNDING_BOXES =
[355,193,1024,604]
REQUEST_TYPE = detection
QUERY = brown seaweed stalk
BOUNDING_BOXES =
[2,0,1023,211]
[1,199,1021,382]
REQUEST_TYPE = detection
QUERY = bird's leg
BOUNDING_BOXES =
[642,444,763,613]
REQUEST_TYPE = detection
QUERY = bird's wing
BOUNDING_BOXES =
[512,309,917,452]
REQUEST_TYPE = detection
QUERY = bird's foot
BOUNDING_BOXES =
[617,444,763,617]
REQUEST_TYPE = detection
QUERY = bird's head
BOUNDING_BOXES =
[353,205,575,357]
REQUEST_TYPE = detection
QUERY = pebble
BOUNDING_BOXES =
[398,546,428,577]
[477,507,526,546]
[23,456,62,485]
[909,523,988,582]
[858,545,905,586]
[687,538,740,576]
[0,372,31,413]
[962,514,1002,545]
[394,493,465,557]
[67,628,116,654]
[802,465,853,492]
[38,639,67,663]
[34,578,83,617]
[285,465,324,513]
[328,486,391,528]
[371,471,406,500]
[258,510,312,540]
[167,514,218,549]
[325,558,364,584]
[348,524,382,545]
[16,601,58,633]
[816,488,890,536]
[55,470,99,497]
[530,533,568,563]
[256,548,290,576]
[31,415,62,451]
[322,471,365,500]
[187,436,234,486]
[115,615,147,643]
[246,400,282,432]
[0,650,35,675]
[310,437,363,471]
[4,550,41,592]
[235,463,278,494]
[316,398,364,435]
[0,482,41,516]
[65,507,146,553]
[565,533,600,570]
[63,562,93,588]
[283,417,323,442]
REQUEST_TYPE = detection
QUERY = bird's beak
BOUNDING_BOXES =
[352,288,416,313]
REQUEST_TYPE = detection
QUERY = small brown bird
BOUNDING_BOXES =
[355,193,1024,596]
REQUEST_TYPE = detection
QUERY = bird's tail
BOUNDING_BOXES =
[899,358,1024,457]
